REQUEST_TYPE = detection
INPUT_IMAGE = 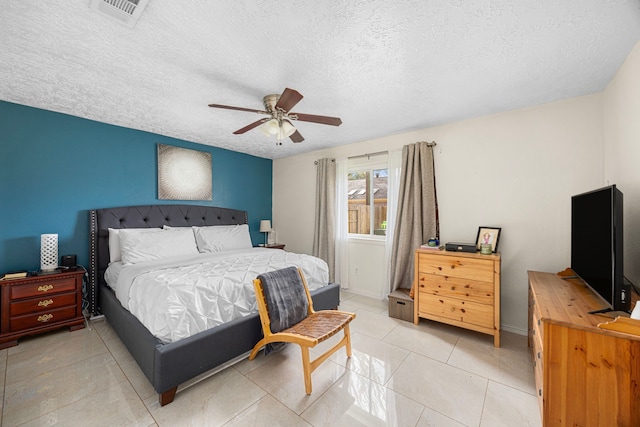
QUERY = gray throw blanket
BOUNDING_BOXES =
[257,266,309,354]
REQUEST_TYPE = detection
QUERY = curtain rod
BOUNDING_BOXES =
[347,141,436,161]
[347,150,388,160]
[313,158,335,165]
[314,141,436,164]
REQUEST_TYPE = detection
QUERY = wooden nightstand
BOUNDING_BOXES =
[264,244,285,250]
[0,270,86,349]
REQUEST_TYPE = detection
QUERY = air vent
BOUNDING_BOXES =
[90,0,150,28]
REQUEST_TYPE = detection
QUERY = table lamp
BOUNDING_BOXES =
[259,220,272,246]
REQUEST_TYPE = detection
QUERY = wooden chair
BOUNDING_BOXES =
[249,267,355,394]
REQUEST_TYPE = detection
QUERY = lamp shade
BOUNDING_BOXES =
[281,119,296,137]
[260,118,280,136]
[40,233,58,271]
[259,220,272,232]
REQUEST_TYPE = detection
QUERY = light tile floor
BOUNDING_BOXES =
[0,291,542,427]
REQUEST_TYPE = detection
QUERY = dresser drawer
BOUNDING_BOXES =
[9,306,78,331]
[9,277,77,300]
[533,348,544,412]
[10,291,77,316]
[418,294,494,328]
[417,274,494,305]
[531,308,543,343]
[418,254,495,282]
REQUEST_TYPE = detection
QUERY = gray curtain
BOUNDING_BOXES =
[389,141,438,295]
[312,158,336,282]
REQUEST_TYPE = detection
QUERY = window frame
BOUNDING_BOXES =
[347,154,388,241]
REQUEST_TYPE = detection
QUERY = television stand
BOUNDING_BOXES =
[528,270,640,425]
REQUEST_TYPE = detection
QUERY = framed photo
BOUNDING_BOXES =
[476,227,501,252]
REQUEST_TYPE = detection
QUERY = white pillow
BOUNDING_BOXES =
[108,228,163,263]
[193,224,253,253]
[119,228,199,265]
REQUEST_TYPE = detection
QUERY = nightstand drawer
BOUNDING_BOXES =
[419,294,493,328]
[9,277,77,299]
[10,291,77,316]
[417,274,494,304]
[10,306,78,331]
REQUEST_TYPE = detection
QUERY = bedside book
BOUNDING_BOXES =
[1,271,28,280]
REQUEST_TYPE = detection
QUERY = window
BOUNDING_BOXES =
[347,154,388,237]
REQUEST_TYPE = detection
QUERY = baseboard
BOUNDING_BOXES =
[340,287,385,300]
[501,323,528,336]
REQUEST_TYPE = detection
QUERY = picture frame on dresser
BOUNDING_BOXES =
[476,226,501,252]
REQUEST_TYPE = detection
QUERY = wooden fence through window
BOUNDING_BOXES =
[348,204,387,235]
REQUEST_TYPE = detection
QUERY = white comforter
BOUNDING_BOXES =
[104,248,329,343]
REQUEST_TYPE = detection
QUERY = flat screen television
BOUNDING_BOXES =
[571,185,630,313]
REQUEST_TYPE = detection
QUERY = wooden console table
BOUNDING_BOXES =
[528,271,640,426]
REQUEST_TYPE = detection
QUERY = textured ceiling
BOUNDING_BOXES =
[1,1,639,159]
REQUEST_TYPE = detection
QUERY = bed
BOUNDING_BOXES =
[87,204,340,406]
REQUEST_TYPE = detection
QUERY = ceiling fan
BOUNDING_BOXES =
[208,88,342,144]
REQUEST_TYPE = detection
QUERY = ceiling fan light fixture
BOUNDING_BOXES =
[276,125,288,140]
[281,119,296,137]
[209,88,340,145]
[260,118,280,136]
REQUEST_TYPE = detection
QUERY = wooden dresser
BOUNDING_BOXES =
[0,270,86,349]
[413,248,501,347]
[528,271,640,426]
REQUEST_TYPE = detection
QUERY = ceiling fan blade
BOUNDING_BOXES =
[233,119,267,134]
[289,130,304,143]
[209,103,267,114]
[275,88,303,112]
[291,112,342,126]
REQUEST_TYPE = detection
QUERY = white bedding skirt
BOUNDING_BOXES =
[104,248,329,343]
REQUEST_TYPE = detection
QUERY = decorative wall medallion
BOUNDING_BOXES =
[158,144,212,200]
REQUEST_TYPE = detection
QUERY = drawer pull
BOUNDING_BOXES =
[38,299,54,307]
[37,284,54,292]
[37,314,54,323]
[396,301,406,306]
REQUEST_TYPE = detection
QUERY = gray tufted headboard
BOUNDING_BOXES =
[88,204,248,314]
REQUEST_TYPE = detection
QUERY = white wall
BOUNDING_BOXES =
[274,93,603,334]
[603,40,640,287]
[347,238,387,298]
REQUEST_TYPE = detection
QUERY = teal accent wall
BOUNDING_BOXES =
[0,101,272,273]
